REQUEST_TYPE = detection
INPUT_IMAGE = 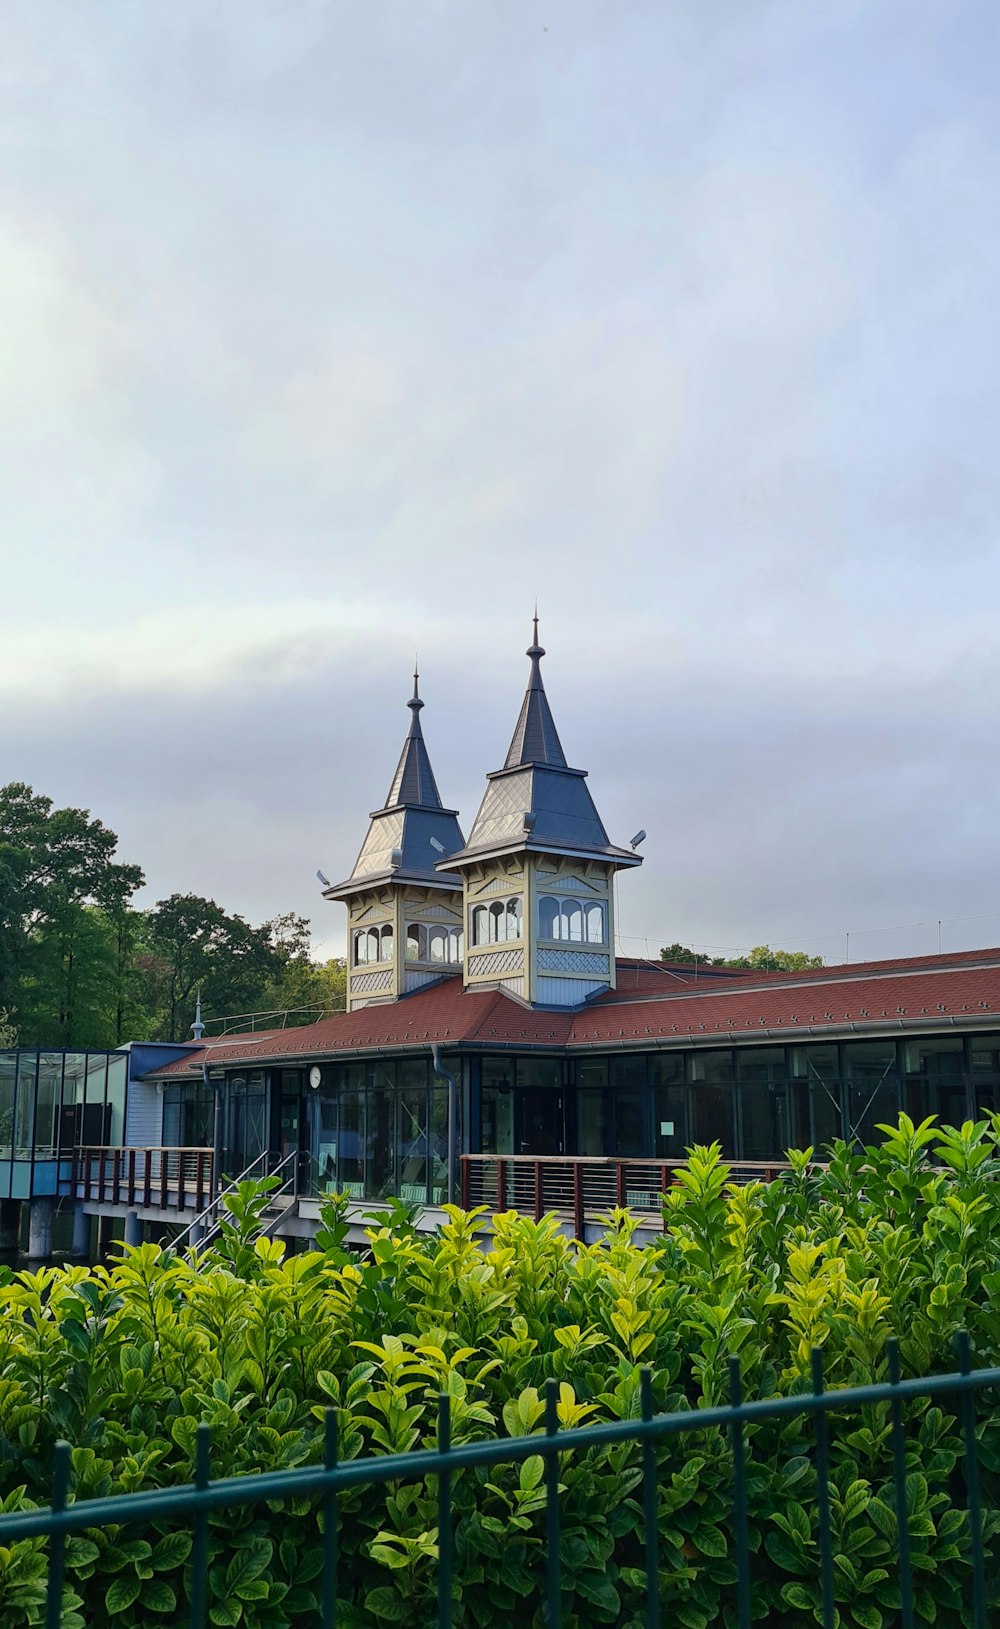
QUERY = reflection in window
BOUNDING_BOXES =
[353,923,394,966]
[537,896,606,944]
[471,896,523,945]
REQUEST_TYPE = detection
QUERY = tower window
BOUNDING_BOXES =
[406,923,463,962]
[471,895,523,946]
[538,895,607,945]
[353,923,394,966]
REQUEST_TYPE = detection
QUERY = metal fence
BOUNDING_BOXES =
[1,1333,995,1629]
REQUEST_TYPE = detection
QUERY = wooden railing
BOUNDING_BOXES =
[460,1154,796,1238]
[72,1147,214,1212]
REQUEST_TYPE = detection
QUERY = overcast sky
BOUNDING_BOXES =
[2,0,999,969]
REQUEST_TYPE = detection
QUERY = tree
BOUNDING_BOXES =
[660,941,823,972]
[260,913,347,1021]
[659,942,712,966]
[146,894,283,1041]
[0,783,144,1045]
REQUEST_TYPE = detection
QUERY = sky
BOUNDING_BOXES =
[2,0,999,969]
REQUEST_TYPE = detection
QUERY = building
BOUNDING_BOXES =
[7,625,1000,1252]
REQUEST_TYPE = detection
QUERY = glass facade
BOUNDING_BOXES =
[307,1056,451,1203]
[474,1034,1000,1163]
[0,1050,128,1199]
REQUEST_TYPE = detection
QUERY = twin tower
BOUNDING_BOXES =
[323,623,642,1012]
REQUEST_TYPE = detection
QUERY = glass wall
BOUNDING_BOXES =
[308,1057,452,1203]
[0,1050,129,1199]
[474,1033,1000,1165]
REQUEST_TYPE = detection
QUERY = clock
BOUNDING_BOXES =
[309,1065,322,1089]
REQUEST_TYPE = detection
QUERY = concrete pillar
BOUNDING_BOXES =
[71,1203,91,1258]
[27,1197,54,1261]
[0,1199,19,1253]
[97,1215,116,1259]
[123,1210,142,1249]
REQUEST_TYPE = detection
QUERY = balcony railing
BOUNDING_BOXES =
[460,1154,797,1237]
[71,1146,215,1211]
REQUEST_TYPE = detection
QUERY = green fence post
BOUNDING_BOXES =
[810,1349,835,1629]
[639,1369,660,1629]
[322,1409,339,1629]
[544,1377,561,1629]
[728,1358,752,1629]
[190,1425,212,1629]
[955,1331,987,1629]
[45,1442,71,1629]
[886,1339,914,1629]
[437,1393,453,1629]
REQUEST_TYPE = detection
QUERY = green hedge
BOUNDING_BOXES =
[2,1115,1000,1627]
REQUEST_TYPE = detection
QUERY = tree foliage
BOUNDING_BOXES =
[0,784,344,1048]
[660,941,824,971]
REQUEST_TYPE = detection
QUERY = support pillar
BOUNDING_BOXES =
[0,1199,19,1253]
[27,1197,54,1261]
[123,1210,142,1249]
[71,1203,91,1258]
[97,1215,116,1259]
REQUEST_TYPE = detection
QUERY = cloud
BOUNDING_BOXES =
[1,0,999,971]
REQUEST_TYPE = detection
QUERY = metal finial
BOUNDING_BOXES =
[408,660,423,714]
[527,607,544,664]
[192,989,204,1042]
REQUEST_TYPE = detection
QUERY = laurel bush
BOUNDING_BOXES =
[2,1115,1000,1627]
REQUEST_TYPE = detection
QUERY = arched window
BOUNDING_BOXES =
[506,897,522,939]
[407,924,423,960]
[585,902,607,944]
[562,900,583,942]
[489,901,505,943]
[537,894,607,945]
[539,896,559,939]
[472,905,488,946]
[380,924,394,963]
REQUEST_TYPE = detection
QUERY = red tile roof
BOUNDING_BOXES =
[144,948,1000,1077]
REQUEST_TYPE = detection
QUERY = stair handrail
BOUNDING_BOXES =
[172,1150,300,1255]
[167,1151,269,1253]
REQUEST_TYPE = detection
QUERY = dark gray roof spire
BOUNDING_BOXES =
[503,614,568,770]
[385,664,443,808]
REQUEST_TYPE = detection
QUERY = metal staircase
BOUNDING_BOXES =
[168,1150,300,1255]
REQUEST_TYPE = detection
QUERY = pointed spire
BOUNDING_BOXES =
[192,989,204,1042]
[384,666,444,808]
[503,613,568,770]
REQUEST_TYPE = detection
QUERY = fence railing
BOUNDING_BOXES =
[71,1146,215,1211]
[2,1333,994,1629]
[460,1153,799,1235]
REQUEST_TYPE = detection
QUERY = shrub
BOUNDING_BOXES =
[0,1115,999,1626]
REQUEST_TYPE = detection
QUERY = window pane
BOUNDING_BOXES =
[562,901,583,943]
[353,931,367,966]
[578,1086,609,1155]
[36,1055,63,1157]
[585,903,606,944]
[407,924,422,960]
[380,925,394,963]
[506,897,522,939]
[517,1057,560,1091]
[653,1082,687,1157]
[367,1083,394,1200]
[429,1088,450,1201]
[84,1055,110,1144]
[902,1038,963,1077]
[0,1054,16,1158]
[687,1050,733,1085]
[690,1083,735,1155]
[471,906,486,946]
[106,1055,127,1145]
[338,1092,365,1191]
[539,896,559,938]
[14,1054,37,1158]
[736,1048,786,1084]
